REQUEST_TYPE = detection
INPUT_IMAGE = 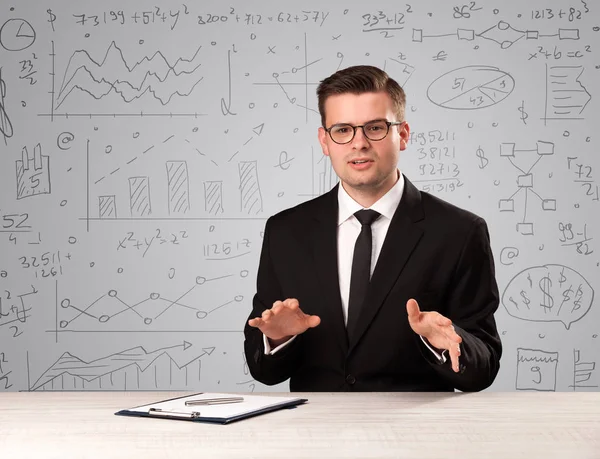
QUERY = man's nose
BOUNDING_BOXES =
[351,126,370,149]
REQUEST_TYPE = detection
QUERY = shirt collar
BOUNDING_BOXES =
[337,170,405,226]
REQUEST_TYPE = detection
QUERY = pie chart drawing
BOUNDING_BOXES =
[427,65,515,110]
[0,19,36,51]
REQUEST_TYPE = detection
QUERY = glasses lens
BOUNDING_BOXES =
[329,124,354,144]
[363,121,389,141]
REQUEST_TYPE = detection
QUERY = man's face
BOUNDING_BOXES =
[318,91,410,198]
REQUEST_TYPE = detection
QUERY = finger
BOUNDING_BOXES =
[436,314,452,327]
[443,326,462,344]
[272,300,284,310]
[449,344,460,373]
[248,317,264,328]
[406,299,420,319]
[305,315,321,328]
[261,309,273,320]
[284,298,300,310]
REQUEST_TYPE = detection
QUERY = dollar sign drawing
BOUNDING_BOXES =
[572,285,584,312]
[539,275,554,311]
[47,9,56,31]
[520,290,531,309]
[562,286,573,302]
[558,268,567,287]
[476,146,488,169]
[518,101,528,125]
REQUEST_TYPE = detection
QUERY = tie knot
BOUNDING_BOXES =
[354,209,380,226]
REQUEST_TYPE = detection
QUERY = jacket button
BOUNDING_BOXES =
[346,374,356,385]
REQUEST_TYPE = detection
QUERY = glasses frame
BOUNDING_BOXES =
[324,120,405,145]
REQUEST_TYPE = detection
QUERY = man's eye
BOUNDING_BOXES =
[368,124,384,131]
[335,127,350,133]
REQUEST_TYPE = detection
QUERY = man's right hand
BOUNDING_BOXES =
[247,298,321,347]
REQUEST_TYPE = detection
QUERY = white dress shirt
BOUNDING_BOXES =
[263,171,446,363]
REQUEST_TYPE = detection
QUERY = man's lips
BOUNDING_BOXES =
[348,158,374,164]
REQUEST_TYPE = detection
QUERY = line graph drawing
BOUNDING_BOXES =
[58,273,246,330]
[413,21,579,49]
[544,65,592,124]
[54,41,205,110]
[427,66,514,110]
[29,343,215,391]
[498,141,556,235]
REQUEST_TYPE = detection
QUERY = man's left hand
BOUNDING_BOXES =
[406,298,462,373]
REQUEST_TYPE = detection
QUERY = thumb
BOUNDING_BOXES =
[306,315,321,328]
[406,298,420,319]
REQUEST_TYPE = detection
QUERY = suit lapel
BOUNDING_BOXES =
[347,176,425,353]
[309,184,349,354]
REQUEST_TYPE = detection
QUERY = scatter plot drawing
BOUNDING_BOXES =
[427,66,514,110]
[55,41,205,110]
[16,143,51,199]
[516,348,558,391]
[498,141,555,235]
[544,65,592,124]
[29,343,215,391]
[502,264,594,329]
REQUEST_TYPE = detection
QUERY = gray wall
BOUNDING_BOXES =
[0,0,598,393]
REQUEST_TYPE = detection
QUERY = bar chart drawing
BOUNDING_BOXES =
[166,161,191,215]
[204,181,225,215]
[128,176,152,217]
[239,161,263,215]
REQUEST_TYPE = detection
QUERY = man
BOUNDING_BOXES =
[244,65,502,392]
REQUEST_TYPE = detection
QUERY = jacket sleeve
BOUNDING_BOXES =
[243,217,303,386]
[416,217,503,391]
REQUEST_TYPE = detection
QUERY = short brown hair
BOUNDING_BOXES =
[316,65,406,127]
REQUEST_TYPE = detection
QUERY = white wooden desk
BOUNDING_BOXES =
[1,391,599,458]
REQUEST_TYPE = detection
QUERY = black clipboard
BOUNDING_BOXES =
[115,392,308,425]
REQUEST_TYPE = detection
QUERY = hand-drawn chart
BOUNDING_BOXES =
[413,21,580,49]
[543,64,592,123]
[498,141,556,235]
[502,265,594,329]
[0,18,36,51]
[29,343,215,391]
[427,66,514,110]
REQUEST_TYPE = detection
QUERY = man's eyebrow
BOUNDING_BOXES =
[330,118,388,126]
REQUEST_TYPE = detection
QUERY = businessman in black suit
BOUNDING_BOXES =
[244,65,502,392]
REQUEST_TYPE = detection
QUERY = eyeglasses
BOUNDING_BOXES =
[324,120,405,145]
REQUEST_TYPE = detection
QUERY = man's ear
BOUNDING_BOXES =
[318,127,330,157]
[398,122,410,151]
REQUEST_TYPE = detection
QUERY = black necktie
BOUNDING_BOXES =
[347,209,381,341]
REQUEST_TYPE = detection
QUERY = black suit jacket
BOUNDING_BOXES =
[244,175,502,392]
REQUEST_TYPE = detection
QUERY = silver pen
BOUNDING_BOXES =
[185,396,244,406]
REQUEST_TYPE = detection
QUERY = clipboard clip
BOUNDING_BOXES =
[148,408,201,419]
